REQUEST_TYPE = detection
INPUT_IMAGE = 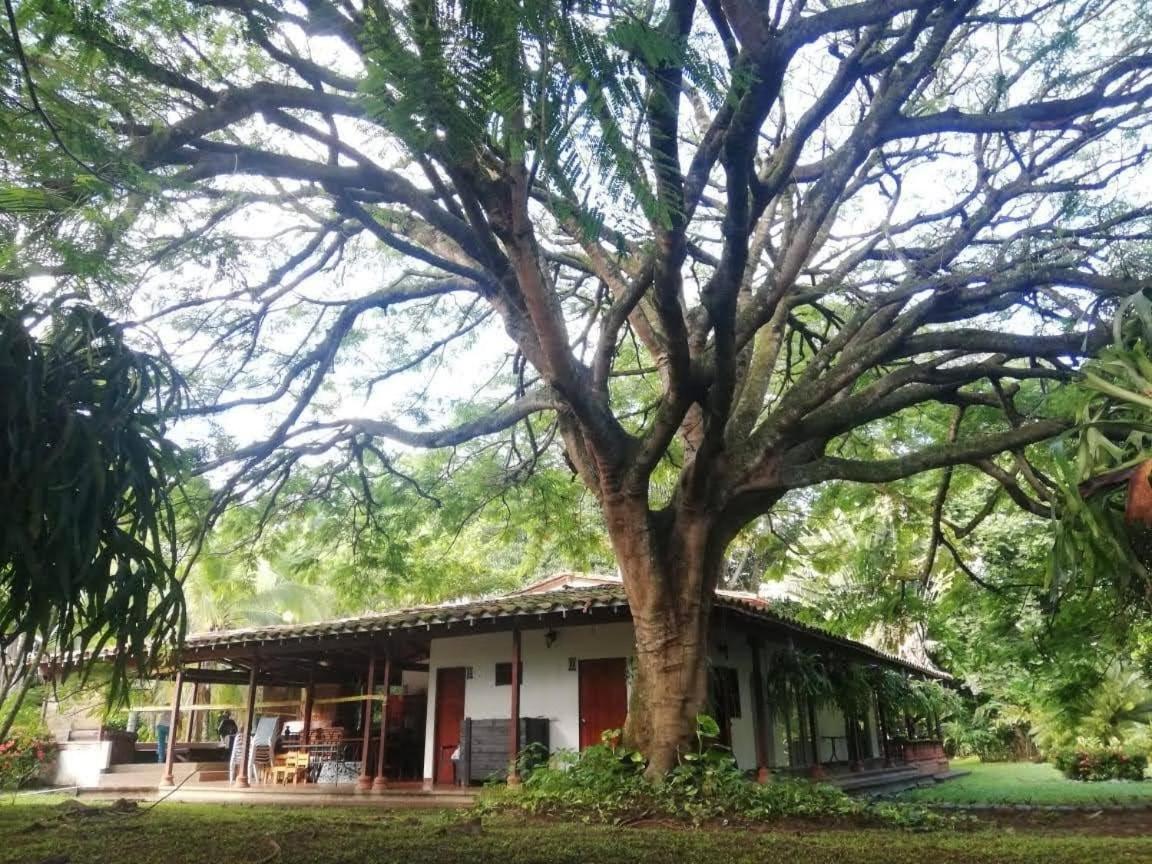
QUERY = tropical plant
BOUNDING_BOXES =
[1051,747,1148,783]
[486,715,946,827]
[0,299,182,729]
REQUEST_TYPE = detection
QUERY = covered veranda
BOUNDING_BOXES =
[154,627,439,792]
[145,592,583,795]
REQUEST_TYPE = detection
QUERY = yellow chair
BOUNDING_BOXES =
[271,750,310,785]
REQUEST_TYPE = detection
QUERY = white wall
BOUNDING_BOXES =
[815,703,849,763]
[400,668,428,694]
[421,619,859,779]
[51,741,111,788]
[422,621,636,780]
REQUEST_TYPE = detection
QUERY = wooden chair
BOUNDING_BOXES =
[271,750,310,784]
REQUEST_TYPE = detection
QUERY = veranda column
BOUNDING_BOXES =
[748,637,770,783]
[846,709,862,772]
[161,668,184,787]
[806,697,824,779]
[237,663,258,787]
[860,702,875,762]
[301,667,315,743]
[358,650,377,791]
[876,695,894,767]
[372,653,392,792]
[507,627,522,786]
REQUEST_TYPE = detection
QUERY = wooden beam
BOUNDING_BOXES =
[236,663,258,788]
[507,627,522,786]
[372,653,392,792]
[161,668,183,786]
[357,650,377,791]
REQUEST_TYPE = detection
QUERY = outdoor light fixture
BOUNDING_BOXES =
[545,628,558,648]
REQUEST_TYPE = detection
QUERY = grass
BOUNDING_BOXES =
[0,800,1151,864]
[900,759,1152,806]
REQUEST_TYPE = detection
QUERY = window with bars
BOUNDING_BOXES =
[494,662,524,686]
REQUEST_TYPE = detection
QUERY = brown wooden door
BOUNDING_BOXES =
[434,667,466,785]
[578,657,628,749]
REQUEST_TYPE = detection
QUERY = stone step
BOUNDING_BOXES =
[95,764,200,789]
[104,761,207,774]
[834,768,925,794]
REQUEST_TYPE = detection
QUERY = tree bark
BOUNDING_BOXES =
[611,500,725,779]
[0,636,44,743]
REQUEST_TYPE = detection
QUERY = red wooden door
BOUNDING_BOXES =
[578,657,628,749]
[434,667,466,785]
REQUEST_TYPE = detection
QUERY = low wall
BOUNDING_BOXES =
[896,739,949,775]
[51,741,112,788]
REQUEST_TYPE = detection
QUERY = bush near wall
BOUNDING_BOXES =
[0,732,57,790]
[484,719,950,830]
[1051,748,1148,782]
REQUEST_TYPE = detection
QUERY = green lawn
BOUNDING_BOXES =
[1,800,1151,864]
[900,759,1152,806]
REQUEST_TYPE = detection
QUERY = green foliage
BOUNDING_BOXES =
[0,300,183,698]
[0,731,55,790]
[358,0,723,231]
[1051,747,1148,782]
[943,702,1035,763]
[182,439,613,628]
[482,718,947,829]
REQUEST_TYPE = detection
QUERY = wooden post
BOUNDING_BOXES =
[806,697,824,779]
[373,653,392,791]
[185,682,197,744]
[301,668,315,744]
[748,637,770,783]
[358,651,377,791]
[237,663,258,788]
[876,698,894,767]
[781,694,795,769]
[846,710,862,771]
[507,627,522,786]
[161,668,184,786]
[860,701,875,762]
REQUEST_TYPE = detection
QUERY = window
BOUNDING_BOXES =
[710,666,741,720]
[494,662,524,686]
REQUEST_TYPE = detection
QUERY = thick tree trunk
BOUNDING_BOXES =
[608,497,725,779]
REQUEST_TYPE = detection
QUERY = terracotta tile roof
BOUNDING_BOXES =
[182,584,947,679]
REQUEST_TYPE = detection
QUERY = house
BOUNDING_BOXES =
[50,574,952,796]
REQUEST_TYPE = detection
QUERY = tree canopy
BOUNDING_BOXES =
[4,0,1152,770]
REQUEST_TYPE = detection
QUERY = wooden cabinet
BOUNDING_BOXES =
[459,717,549,784]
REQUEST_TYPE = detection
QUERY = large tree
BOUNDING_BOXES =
[4,0,1152,773]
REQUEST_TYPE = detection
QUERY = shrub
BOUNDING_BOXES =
[0,732,57,790]
[1051,747,1148,782]
[481,716,947,829]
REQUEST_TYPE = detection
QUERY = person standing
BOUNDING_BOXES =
[217,710,238,752]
